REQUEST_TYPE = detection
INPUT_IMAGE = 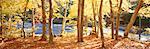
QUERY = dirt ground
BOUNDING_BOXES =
[0,35,150,49]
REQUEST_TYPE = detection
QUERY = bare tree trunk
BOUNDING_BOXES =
[8,15,11,32]
[0,5,2,42]
[109,0,114,39]
[61,3,67,35]
[48,0,53,44]
[77,0,81,42]
[115,0,122,40]
[77,0,84,42]
[22,0,29,38]
[0,5,2,38]
[124,0,143,38]
[80,0,84,42]
[98,0,104,48]
[40,0,47,41]
[61,17,66,34]
[138,16,142,40]
[32,8,35,39]
[95,0,100,37]
[92,0,98,38]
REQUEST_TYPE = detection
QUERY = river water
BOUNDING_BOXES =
[17,23,75,35]
[17,22,150,42]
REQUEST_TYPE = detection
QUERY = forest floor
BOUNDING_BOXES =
[0,34,150,49]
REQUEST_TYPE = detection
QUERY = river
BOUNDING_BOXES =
[17,22,150,42]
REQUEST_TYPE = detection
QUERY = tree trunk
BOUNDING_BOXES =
[124,0,143,38]
[98,0,104,48]
[96,1,100,37]
[77,0,84,42]
[138,17,142,40]
[40,0,47,41]
[0,5,2,38]
[48,0,53,44]
[92,0,98,38]
[8,15,11,32]
[22,0,29,38]
[61,17,66,34]
[109,0,114,39]
[77,0,81,42]
[22,18,25,38]
[80,0,84,42]
[138,16,141,40]
[32,8,35,39]
[115,0,122,40]
[61,3,67,35]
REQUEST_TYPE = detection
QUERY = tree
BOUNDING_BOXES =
[31,0,41,39]
[77,0,81,42]
[80,0,84,42]
[53,0,73,35]
[98,0,104,48]
[109,0,114,39]
[0,5,2,38]
[92,0,98,38]
[61,2,67,35]
[124,0,143,38]
[22,0,29,38]
[1,0,29,38]
[48,0,53,44]
[77,0,84,42]
[138,0,150,18]
[40,0,47,41]
[32,8,35,39]
[31,0,36,39]
[138,16,142,40]
[115,0,122,40]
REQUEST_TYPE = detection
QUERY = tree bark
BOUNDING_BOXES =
[138,16,142,40]
[48,0,53,44]
[0,5,2,42]
[92,0,98,38]
[61,3,67,35]
[32,8,35,39]
[40,0,47,41]
[95,1,100,37]
[124,0,143,38]
[8,15,11,32]
[109,0,114,39]
[77,0,84,42]
[98,0,104,48]
[80,0,84,42]
[115,0,122,40]
[0,5,2,38]
[22,0,29,38]
[77,0,81,42]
